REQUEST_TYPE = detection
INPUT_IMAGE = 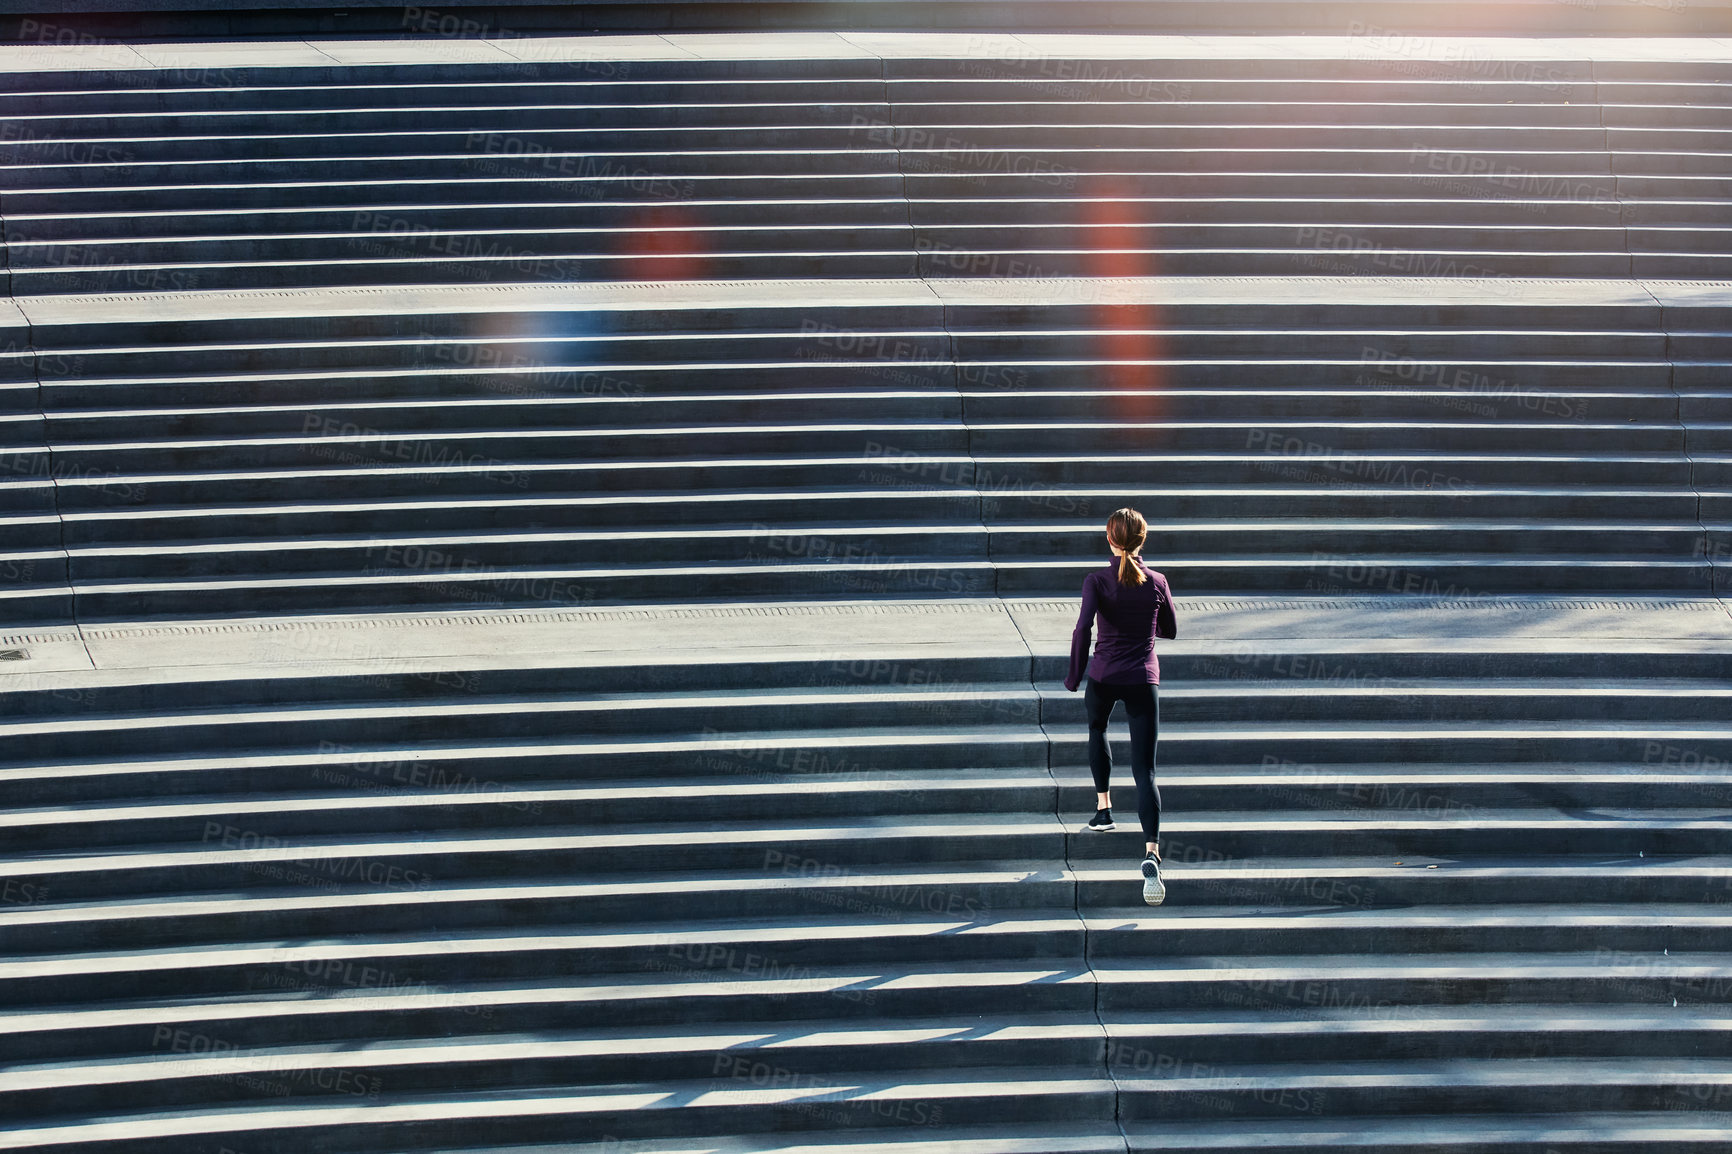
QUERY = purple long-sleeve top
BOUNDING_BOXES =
[1064,554,1178,691]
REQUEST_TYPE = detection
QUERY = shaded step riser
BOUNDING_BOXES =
[54,528,1718,584]
[0,594,74,625]
[15,197,1671,242]
[14,171,1709,216]
[0,782,1063,851]
[0,709,1048,763]
[0,79,914,113]
[36,376,1678,421]
[60,497,1003,543]
[5,750,1729,808]
[1073,821,1732,862]
[0,486,57,517]
[54,563,1723,621]
[0,80,1641,118]
[1119,1134,1732,1154]
[43,428,988,468]
[56,493,1712,543]
[34,348,1674,386]
[24,72,1707,106]
[35,394,1678,442]
[16,821,1727,906]
[0,174,909,215]
[1066,773,1732,811]
[12,257,1673,295]
[1,222,1665,266]
[2,58,1650,89]
[36,428,1696,476]
[1,876,1076,954]
[10,685,1732,766]
[0,980,1101,1066]
[23,305,1673,346]
[1051,694,1732,724]
[0,1085,1122,1154]
[930,253,1647,280]
[13,866,1732,959]
[8,254,922,295]
[5,619,1726,697]
[997,524,1706,553]
[0,655,1039,713]
[1116,1080,1732,1123]
[52,458,1697,508]
[0,122,1641,159]
[0,1036,1109,1125]
[1079,868,1732,910]
[1104,1022,1732,1069]
[13,251,1679,293]
[2,104,1645,136]
[0,922,1090,1005]
[1001,562,1722,596]
[1095,969,1732,1010]
[19,988,1723,1080]
[1054,733,1732,768]
[1,829,1070,904]
[0,148,899,184]
[0,738,1049,804]
[0,144,1635,184]
[16,746,1732,839]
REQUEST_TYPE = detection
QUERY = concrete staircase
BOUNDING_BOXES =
[2,31,1731,1154]
[3,599,1732,1151]
[1,41,1730,621]
[1,51,1729,290]
[3,277,1731,622]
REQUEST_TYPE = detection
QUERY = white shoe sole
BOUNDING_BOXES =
[1141,859,1166,906]
[1086,822,1115,832]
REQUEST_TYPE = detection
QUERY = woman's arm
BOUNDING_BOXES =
[1155,573,1178,640]
[1064,574,1098,692]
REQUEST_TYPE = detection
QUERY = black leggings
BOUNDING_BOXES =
[1083,678,1162,841]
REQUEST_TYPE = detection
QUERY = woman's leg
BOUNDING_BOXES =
[1121,683,1162,853]
[1083,677,1115,806]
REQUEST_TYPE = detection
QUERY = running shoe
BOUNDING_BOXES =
[1086,808,1115,831]
[1141,851,1166,906]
